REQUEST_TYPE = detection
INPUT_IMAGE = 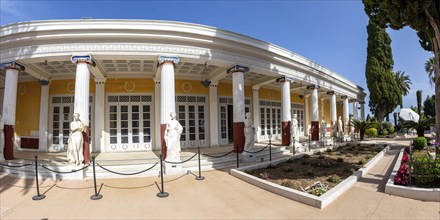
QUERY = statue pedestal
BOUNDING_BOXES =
[165,163,182,175]
[242,152,257,163]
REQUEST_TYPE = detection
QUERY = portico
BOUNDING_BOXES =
[0,19,366,160]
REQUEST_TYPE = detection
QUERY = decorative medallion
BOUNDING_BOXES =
[18,85,26,95]
[124,81,136,92]
[67,82,75,93]
[268,91,274,99]
[182,82,192,93]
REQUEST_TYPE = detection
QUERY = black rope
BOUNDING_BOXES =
[96,162,158,176]
[0,162,33,168]
[164,153,198,164]
[202,149,235,158]
[40,163,90,174]
[243,144,270,153]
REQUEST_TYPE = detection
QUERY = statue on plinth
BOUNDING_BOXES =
[67,113,84,166]
[321,116,327,139]
[244,112,255,152]
[291,114,300,146]
[337,116,344,138]
[0,115,4,161]
[165,112,183,163]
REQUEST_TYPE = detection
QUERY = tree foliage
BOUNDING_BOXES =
[425,57,436,87]
[424,94,436,118]
[416,90,423,115]
[362,0,440,142]
[401,116,435,137]
[394,71,412,108]
[365,20,401,123]
[350,119,378,140]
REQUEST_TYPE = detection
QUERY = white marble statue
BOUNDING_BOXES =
[244,112,255,151]
[67,113,84,166]
[0,115,4,161]
[321,117,327,138]
[165,112,183,163]
[337,116,343,137]
[291,114,300,145]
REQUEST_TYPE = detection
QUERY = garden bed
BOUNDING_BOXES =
[231,143,390,209]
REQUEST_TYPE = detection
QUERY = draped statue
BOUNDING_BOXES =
[291,114,300,144]
[165,112,183,163]
[67,113,84,166]
[244,112,255,151]
[321,117,327,138]
[337,116,344,137]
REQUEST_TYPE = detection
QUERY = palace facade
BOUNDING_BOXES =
[0,19,366,162]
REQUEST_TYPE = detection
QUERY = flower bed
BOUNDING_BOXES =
[231,144,390,209]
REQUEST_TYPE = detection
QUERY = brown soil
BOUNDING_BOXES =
[248,143,384,196]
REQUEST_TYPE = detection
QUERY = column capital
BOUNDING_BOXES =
[39,79,51,86]
[341,95,348,99]
[359,101,366,104]
[0,61,25,72]
[327,91,335,95]
[71,55,96,66]
[349,98,357,102]
[153,77,160,84]
[276,76,294,83]
[94,77,106,84]
[306,85,320,90]
[226,65,249,74]
[209,81,219,87]
[158,56,180,66]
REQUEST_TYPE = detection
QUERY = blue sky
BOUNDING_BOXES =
[0,0,434,118]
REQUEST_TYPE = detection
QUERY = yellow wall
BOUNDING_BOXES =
[259,88,281,101]
[49,79,96,95]
[16,81,40,136]
[105,78,154,93]
[175,80,209,95]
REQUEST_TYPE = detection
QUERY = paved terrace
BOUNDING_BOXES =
[1,139,439,219]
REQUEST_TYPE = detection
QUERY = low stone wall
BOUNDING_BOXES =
[231,145,390,209]
[385,149,440,202]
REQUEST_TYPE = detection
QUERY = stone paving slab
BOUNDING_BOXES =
[1,141,439,219]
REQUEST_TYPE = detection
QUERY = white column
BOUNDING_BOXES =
[94,78,106,152]
[280,77,292,146]
[2,65,20,126]
[227,65,249,152]
[311,88,319,122]
[158,56,179,156]
[209,81,219,147]
[39,82,49,152]
[360,101,365,121]
[342,96,349,134]
[71,56,91,125]
[252,87,261,142]
[330,92,337,124]
[154,78,161,150]
[1,61,23,160]
[304,96,309,136]
[321,98,325,120]
[352,100,358,120]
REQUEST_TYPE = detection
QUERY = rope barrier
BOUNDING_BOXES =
[163,153,197,164]
[40,163,90,174]
[202,149,235,158]
[243,144,270,153]
[96,162,158,176]
[0,162,33,168]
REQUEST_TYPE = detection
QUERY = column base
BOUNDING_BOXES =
[160,124,167,159]
[82,126,90,165]
[233,122,245,153]
[4,125,14,160]
[311,121,319,141]
[281,121,291,146]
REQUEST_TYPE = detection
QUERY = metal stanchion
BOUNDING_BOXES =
[308,134,311,152]
[32,156,45,201]
[90,156,103,200]
[195,146,204,180]
[269,139,272,161]
[157,155,169,198]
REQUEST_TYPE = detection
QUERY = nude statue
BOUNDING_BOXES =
[338,116,343,137]
[244,112,255,151]
[291,114,300,144]
[321,116,327,138]
[67,113,84,166]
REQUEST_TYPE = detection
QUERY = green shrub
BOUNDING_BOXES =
[412,137,427,151]
[327,175,341,183]
[365,128,378,137]
[311,188,326,196]
[281,180,292,187]
[358,160,365,165]
[381,122,395,134]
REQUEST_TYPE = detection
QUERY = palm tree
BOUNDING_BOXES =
[416,90,422,116]
[424,57,436,87]
[350,119,378,140]
[401,116,435,137]
[394,71,412,108]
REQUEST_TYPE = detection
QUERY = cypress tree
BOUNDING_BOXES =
[365,20,401,123]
